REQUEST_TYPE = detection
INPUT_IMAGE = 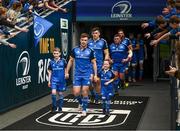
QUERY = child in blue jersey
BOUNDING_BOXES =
[48,47,67,113]
[98,60,115,115]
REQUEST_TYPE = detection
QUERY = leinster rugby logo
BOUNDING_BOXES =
[34,20,45,39]
[111,1,132,20]
[16,51,31,89]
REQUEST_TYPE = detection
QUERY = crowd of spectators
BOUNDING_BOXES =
[141,0,180,79]
[0,0,67,48]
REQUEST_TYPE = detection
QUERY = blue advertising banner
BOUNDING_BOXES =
[77,0,166,21]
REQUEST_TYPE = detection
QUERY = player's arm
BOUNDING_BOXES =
[47,63,52,87]
[122,42,133,63]
[91,49,98,82]
[66,56,74,79]
[92,58,97,81]
[103,40,110,60]
[64,59,68,79]
[104,49,109,60]
[127,43,133,60]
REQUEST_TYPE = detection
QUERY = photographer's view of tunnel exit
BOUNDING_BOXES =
[0,0,179,130]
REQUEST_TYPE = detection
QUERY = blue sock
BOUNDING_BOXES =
[113,78,120,91]
[95,93,100,101]
[82,97,88,111]
[132,68,136,79]
[90,90,95,97]
[106,100,111,112]
[128,70,132,79]
[125,72,128,81]
[51,94,56,107]
[139,69,143,79]
[102,97,106,109]
[75,95,82,105]
[59,94,64,109]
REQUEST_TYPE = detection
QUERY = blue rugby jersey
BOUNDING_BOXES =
[48,58,67,83]
[71,46,95,77]
[130,38,137,50]
[121,37,131,47]
[109,42,128,63]
[138,39,144,60]
[98,69,115,89]
[88,38,108,68]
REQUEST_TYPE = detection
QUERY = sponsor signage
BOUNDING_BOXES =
[16,51,31,90]
[77,0,165,21]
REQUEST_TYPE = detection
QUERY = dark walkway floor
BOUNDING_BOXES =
[0,79,171,130]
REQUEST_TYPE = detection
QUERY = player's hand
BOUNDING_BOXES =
[65,73,69,79]
[122,59,127,63]
[104,82,109,86]
[150,40,158,47]
[94,75,98,83]
[48,82,51,87]
[109,59,113,64]
[122,57,131,63]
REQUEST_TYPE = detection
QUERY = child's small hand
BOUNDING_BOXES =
[104,82,109,86]
[48,82,51,87]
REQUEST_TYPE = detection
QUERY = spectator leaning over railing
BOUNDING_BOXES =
[43,0,67,13]
[141,0,177,29]
[27,0,44,13]
[0,29,19,48]
[0,38,17,48]
[6,1,28,25]
[144,15,169,39]
[0,6,28,32]
[150,15,180,47]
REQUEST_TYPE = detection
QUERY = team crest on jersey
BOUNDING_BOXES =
[84,50,90,55]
